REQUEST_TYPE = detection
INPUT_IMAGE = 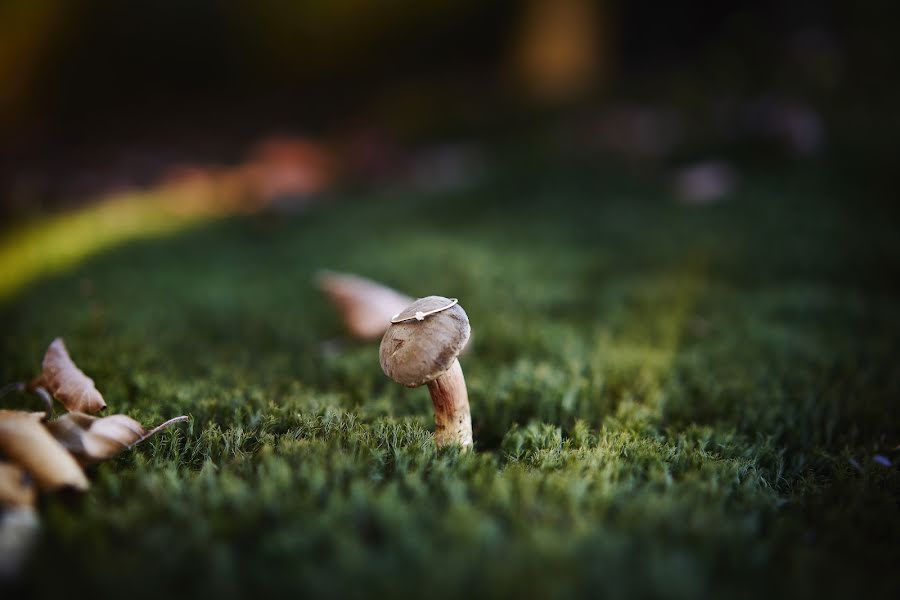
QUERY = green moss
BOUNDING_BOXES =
[1,158,898,598]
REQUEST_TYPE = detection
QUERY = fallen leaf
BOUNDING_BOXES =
[0,462,36,508]
[0,410,89,492]
[46,412,189,465]
[316,271,414,340]
[33,338,107,413]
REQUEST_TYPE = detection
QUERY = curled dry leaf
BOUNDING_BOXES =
[316,270,414,340]
[33,338,107,414]
[0,462,36,509]
[0,410,89,492]
[46,412,189,465]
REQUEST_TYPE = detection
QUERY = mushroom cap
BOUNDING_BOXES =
[379,296,470,387]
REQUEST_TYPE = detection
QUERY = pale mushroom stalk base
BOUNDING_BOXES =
[426,359,473,449]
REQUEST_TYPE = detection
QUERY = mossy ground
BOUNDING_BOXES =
[2,153,899,599]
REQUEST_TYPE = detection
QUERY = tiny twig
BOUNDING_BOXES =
[134,415,191,447]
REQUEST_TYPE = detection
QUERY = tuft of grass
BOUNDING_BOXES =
[1,156,899,599]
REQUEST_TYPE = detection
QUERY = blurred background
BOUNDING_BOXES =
[1,0,896,215]
[1,0,898,302]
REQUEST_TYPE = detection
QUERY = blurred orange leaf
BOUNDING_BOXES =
[316,270,413,340]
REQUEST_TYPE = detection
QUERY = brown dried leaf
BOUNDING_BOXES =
[0,462,36,508]
[35,338,107,413]
[316,271,414,340]
[0,410,89,492]
[46,412,189,465]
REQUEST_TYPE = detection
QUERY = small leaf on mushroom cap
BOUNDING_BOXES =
[35,338,107,414]
[0,410,89,492]
[380,296,470,387]
[390,296,458,322]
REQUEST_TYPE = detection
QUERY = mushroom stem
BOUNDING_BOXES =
[426,359,472,449]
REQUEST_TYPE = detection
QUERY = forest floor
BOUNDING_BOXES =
[2,150,899,599]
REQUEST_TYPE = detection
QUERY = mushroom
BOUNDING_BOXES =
[379,296,473,449]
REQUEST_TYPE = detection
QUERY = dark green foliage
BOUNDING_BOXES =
[1,157,898,599]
